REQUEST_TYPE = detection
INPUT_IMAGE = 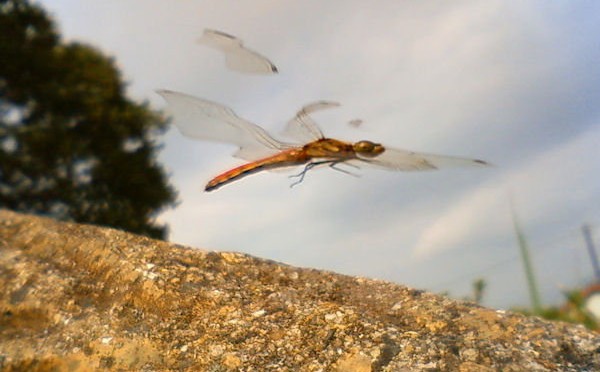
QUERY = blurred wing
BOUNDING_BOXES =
[357,147,490,171]
[198,29,242,49]
[157,90,290,160]
[348,119,363,128]
[225,49,278,74]
[198,29,277,74]
[283,101,340,142]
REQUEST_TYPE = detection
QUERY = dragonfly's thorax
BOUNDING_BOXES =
[303,138,355,158]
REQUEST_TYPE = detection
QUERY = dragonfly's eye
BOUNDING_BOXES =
[354,141,384,157]
[355,141,373,152]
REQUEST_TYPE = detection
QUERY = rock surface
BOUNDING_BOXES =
[0,209,598,371]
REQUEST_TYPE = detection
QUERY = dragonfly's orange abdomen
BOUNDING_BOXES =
[205,149,309,191]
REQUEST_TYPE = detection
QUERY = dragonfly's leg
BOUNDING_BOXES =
[342,161,360,169]
[288,160,333,188]
[329,161,361,178]
[288,168,307,188]
[288,162,313,188]
[289,162,315,180]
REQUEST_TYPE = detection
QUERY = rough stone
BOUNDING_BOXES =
[0,210,599,371]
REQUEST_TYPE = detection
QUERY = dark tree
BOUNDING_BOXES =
[0,0,176,239]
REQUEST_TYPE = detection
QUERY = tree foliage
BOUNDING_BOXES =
[0,0,176,239]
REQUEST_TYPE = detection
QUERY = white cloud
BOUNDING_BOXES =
[414,123,600,259]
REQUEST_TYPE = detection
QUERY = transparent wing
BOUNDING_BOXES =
[348,119,363,128]
[356,147,490,171]
[197,29,278,74]
[197,29,242,49]
[282,101,340,142]
[225,49,278,74]
[157,90,292,160]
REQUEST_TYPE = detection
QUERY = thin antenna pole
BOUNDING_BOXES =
[509,194,542,312]
[582,224,600,280]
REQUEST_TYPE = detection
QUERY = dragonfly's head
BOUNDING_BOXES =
[353,140,385,157]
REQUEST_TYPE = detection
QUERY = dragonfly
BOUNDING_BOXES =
[157,90,490,192]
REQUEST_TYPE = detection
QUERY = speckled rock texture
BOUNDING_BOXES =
[0,210,598,371]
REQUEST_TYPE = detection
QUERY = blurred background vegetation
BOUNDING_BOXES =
[0,0,176,239]
[463,278,599,332]
[458,210,600,332]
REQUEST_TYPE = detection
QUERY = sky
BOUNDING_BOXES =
[39,0,600,309]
